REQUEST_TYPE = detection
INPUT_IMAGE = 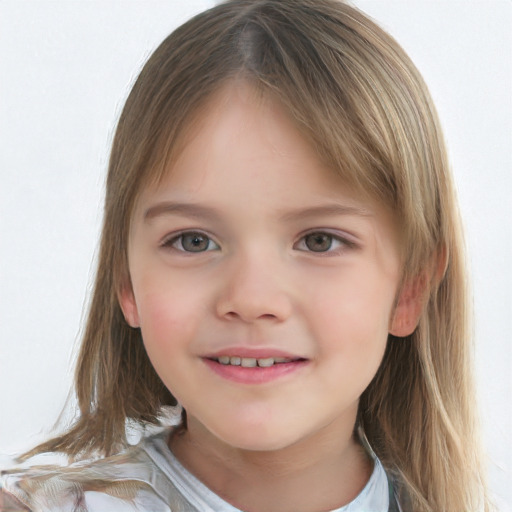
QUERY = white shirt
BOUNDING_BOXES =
[1,428,392,511]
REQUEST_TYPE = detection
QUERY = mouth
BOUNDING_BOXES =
[203,354,309,384]
[209,355,305,368]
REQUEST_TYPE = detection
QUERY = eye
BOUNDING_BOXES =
[163,231,220,253]
[295,231,353,253]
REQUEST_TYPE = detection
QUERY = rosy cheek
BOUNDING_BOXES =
[139,291,199,345]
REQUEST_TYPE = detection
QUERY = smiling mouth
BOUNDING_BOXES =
[210,356,305,368]
[204,354,309,384]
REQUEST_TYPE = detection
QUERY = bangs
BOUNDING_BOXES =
[117,0,444,278]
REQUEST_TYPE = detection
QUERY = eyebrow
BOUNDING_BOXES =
[143,201,373,223]
[278,204,373,222]
[144,202,222,222]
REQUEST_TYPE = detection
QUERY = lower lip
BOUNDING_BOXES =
[203,358,309,384]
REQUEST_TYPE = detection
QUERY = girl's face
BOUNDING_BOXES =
[121,82,405,453]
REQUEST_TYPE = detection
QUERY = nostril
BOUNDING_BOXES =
[216,288,292,323]
[223,311,278,322]
[259,313,278,320]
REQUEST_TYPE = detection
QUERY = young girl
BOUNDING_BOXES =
[0,0,493,510]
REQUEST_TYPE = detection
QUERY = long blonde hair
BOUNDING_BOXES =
[27,1,490,509]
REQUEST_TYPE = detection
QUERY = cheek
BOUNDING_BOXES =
[312,284,392,399]
[311,267,396,329]
[305,266,396,381]
[135,283,205,355]
[135,289,204,400]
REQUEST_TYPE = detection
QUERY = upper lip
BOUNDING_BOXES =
[204,347,307,360]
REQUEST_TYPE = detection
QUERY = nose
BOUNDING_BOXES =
[215,250,293,323]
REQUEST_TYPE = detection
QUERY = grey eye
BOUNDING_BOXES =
[180,232,211,252]
[304,233,333,252]
[166,232,219,252]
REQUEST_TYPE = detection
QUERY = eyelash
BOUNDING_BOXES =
[160,230,357,255]
[293,231,356,255]
[161,231,220,253]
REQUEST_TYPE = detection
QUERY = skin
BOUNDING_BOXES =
[119,82,421,512]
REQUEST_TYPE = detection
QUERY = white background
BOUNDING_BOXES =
[1,0,510,508]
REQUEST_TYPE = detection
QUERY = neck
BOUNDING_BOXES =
[169,415,373,512]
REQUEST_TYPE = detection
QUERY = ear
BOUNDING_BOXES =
[390,245,448,337]
[389,272,428,337]
[117,279,140,328]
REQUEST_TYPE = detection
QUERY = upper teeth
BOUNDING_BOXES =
[216,356,292,367]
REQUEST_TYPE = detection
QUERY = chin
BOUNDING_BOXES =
[212,422,303,453]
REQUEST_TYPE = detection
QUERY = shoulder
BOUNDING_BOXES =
[0,434,171,512]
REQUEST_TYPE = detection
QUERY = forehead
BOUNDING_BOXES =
[138,81,365,208]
